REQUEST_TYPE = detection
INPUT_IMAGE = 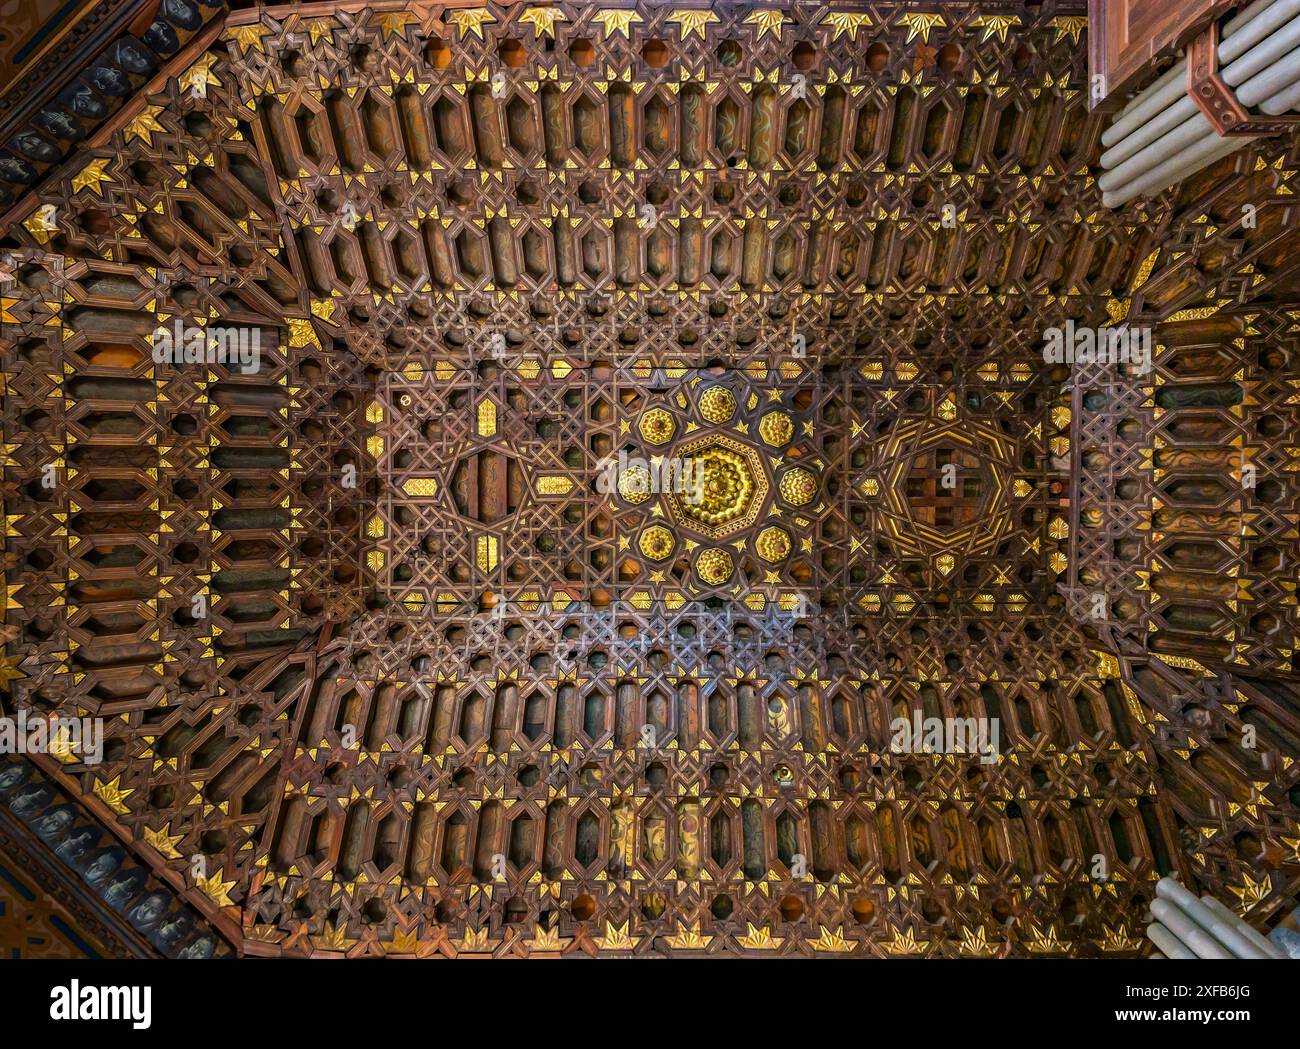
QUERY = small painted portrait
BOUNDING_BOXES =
[84,846,125,886]
[128,890,170,930]
[54,826,100,866]
[153,911,194,954]
[177,933,216,959]
[102,867,146,908]
[33,803,75,841]
[0,763,31,793]
[8,782,53,817]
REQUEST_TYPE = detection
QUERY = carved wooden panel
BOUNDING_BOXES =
[0,756,230,956]
[1088,0,1238,107]
[1,0,1298,958]
[0,0,227,212]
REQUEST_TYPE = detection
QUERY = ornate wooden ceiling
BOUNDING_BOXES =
[1,0,1299,958]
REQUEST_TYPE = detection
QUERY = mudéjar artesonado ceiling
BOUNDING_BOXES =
[0,0,1298,959]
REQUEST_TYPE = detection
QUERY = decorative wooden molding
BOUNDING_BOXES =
[1186,19,1300,134]
[0,0,225,209]
[1088,0,1242,109]
[2,0,1298,960]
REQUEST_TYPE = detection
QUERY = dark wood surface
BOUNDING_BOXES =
[1,0,1298,957]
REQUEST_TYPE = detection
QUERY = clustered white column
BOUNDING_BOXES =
[1146,878,1288,958]
[1099,0,1300,207]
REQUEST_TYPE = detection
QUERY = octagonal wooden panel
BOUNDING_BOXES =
[2,0,1299,957]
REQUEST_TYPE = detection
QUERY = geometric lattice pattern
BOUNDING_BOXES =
[2,1,1299,957]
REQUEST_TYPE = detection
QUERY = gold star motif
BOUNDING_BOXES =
[287,317,321,349]
[882,925,929,955]
[382,927,422,953]
[745,10,789,39]
[142,822,185,859]
[459,926,492,951]
[196,867,237,907]
[518,7,567,38]
[447,8,496,40]
[898,12,945,43]
[665,922,713,949]
[959,925,996,956]
[1024,921,1066,953]
[126,105,165,144]
[376,11,420,40]
[1052,16,1088,45]
[737,922,782,949]
[72,157,112,196]
[309,298,336,323]
[591,9,642,39]
[669,10,719,38]
[596,919,640,949]
[526,924,566,950]
[971,15,1020,43]
[179,53,220,99]
[821,12,873,41]
[228,24,271,52]
[810,925,854,952]
[22,204,57,244]
[1100,923,1143,952]
[1229,871,1272,909]
[314,921,356,951]
[93,775,134,814]
[305,19,335,46]
[0,653,26,690]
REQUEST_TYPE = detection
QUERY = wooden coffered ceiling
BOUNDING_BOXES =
[1,1,1299,958]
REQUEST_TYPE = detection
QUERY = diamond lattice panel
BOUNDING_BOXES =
[2,1,1299,958]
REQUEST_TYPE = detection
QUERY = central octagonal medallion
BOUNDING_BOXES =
[666,434,768,539]
[604,375,828,596]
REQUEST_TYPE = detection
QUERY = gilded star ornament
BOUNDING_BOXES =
[1052,16,1088,44]
[971,15,1020,44]
[228,24,271,52]
[518,7,567,38]
[822,12,872,41]
[93,775,134,814]
[1229,871,1273,909]
[179,53,220,98]
[23,203,59,245]
[897,12,945,44]
[197,868,238,907]
[745,10,789,39]
[376,11,420,40]
[304,19,335,46]
[143,822,185,859]
[881,925,929,955]
[737,922,782,949]
[669,10,719,39]
[126,105,166,144]
[0,653,27,690]
[810,925,854,952]
[72,157,112,196]
[592,9,642,38]
[447,8,496,40]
